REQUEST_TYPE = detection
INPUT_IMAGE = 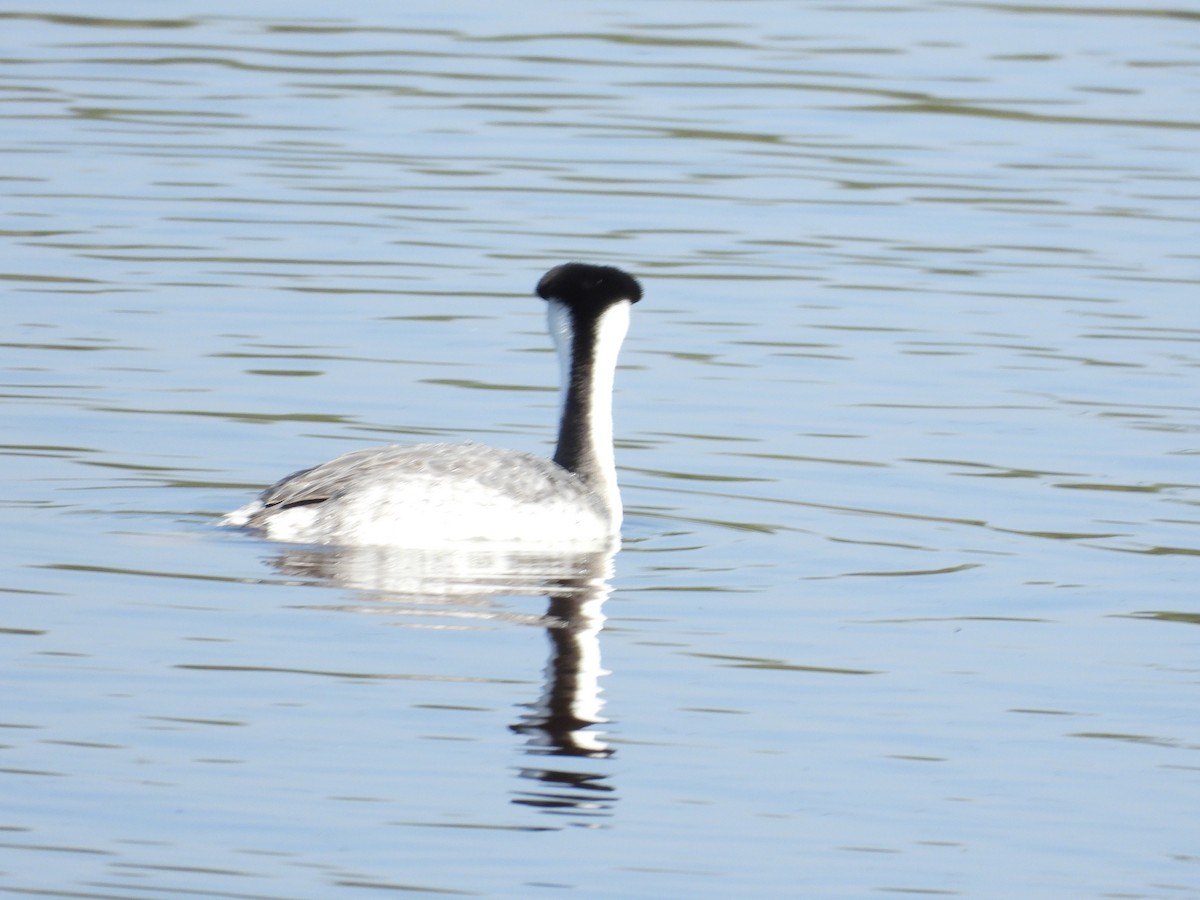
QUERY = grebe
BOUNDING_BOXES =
[222,262,642,548]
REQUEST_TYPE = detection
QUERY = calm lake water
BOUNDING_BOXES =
[2,2,1199,897]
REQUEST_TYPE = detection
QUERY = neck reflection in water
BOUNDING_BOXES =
[261,541,619,825]
[510,584,615,823]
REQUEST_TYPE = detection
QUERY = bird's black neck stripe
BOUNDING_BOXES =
[553,307,602,482]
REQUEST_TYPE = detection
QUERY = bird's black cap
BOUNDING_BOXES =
[536,263,642,313]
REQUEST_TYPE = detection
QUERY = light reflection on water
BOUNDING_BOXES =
[253,542,620,821]
[2,1,1199,897]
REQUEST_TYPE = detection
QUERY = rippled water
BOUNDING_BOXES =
[3,3,1199,898]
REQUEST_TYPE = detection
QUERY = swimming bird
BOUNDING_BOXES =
[222,262,642,548]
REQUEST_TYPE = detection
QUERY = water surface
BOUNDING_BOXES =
[2,2,1199,898]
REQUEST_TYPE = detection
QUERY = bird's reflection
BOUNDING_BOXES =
[264,540,618,823]
[509,576,616,823]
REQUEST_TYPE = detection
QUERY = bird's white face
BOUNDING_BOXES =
[546,297,575,379]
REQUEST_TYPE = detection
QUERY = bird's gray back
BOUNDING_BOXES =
[253,441,598,518]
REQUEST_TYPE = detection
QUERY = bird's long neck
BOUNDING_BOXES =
[547,299,630,528]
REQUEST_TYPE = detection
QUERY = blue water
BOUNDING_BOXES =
[2,2,1198,897]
